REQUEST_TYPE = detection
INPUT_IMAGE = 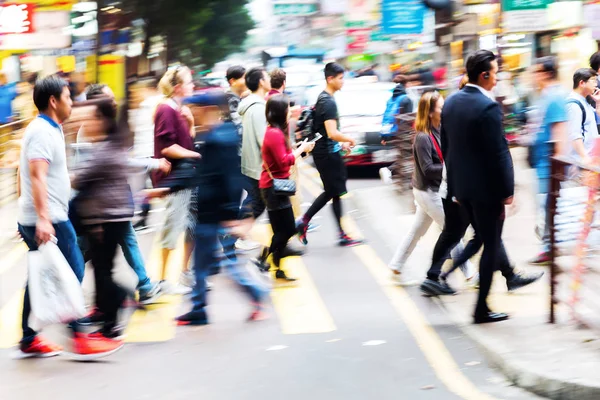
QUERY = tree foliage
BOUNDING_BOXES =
[123,0,254,68]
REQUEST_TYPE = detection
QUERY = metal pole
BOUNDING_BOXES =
[549,146,560,324]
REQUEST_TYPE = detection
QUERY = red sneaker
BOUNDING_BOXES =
[70,332,124,361]
[529,252,550,265]
[15,336,62,359]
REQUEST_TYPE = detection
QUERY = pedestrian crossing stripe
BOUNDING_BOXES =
[251,223,336,335]
[0,243,27,275]
[124,235,185,343]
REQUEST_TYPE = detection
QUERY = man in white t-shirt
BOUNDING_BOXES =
[566,68,600,165]
[16,75,120,360]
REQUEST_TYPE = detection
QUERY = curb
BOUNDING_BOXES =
[446,312,600,400]
[349,185,600,400]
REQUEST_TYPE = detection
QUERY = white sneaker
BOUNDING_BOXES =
[179,271,195,288]
[160,280,192,295]
[379,167,392,185]
[235,238,261,251]
[390,270,419,286]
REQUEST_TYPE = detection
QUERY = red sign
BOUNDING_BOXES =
[0,3,34,34]
[346,28,372,54]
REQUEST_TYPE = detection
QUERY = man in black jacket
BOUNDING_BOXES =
[441,50,514,324]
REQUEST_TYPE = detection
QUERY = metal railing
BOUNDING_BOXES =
[0,118,32,207]
[549,154,600,327]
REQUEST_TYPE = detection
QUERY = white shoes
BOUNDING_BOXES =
[235,238,261,251]
[389,266,419,286]
[379,167,393,185]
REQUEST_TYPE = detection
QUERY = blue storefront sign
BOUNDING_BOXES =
[382,0,426,35]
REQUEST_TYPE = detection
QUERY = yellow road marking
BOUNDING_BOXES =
[0,289,24,348]
[299,162,498,399]
[252,222,336,334]
[124,235,184,343]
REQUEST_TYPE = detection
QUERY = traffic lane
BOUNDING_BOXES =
[349,191,544,400]
[0,253,457,400]
[0,202,457,400]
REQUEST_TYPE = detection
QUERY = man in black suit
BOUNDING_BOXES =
[441,50,514,324]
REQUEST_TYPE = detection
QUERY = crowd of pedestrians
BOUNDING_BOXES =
[13,48,600,363]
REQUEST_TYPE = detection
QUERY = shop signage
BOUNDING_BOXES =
[381,0,426,35]
[346,28,371,54]
[14,0,75,11]
[503,9,548,32]
[0,3,34,34]
[502,0,549,12]
[584,3,600,39]
[0,11,70,49]
[273,2,318,16]
[547,1,582,31]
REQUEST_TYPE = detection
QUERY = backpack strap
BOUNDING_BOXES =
[566,98,587,138]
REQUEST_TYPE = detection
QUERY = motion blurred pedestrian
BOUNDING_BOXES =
[153,65,200,294]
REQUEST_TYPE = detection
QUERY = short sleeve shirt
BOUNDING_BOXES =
[566,92,599,162]
[18,115,71,225]
[153,100,194,184]
[312,91,341,157]
[532,85,568,179]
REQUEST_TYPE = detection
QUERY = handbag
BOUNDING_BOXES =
[264,162,296,196]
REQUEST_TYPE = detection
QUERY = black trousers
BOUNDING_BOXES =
[461,200,506,316]
[267,206,296,268]
[427,198,514,282]
[88,222,129,332]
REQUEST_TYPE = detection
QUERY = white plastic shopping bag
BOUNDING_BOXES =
[28,240,86,327]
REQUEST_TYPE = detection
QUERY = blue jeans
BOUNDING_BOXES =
[18,221,85,343]
[191,223,267,313]
[239,176,266,220]
[119,223,152,292]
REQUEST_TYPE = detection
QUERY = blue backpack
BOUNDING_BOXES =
[381,94,407,139]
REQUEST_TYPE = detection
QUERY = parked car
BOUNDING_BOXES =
[306,79,402,167]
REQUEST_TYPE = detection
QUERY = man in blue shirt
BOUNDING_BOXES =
[529,57,567,264]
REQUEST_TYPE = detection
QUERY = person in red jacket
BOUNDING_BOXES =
[259,94,314,281]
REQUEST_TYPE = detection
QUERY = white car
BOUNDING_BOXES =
[305,80,400,166]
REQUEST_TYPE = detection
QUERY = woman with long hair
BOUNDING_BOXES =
[388,91,474,290]
[259,94,314,281]
[153,65,200,293]
[71,98,135,352]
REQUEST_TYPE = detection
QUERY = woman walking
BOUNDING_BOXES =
[259,94,314,281]
[71,98,136,354]
[389,91,474,288]
[153,65,200,293]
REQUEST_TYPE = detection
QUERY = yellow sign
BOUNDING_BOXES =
[14,0,75,11]
[98,54,125,103]
[56,55,75,73]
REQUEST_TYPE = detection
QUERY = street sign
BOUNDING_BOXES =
[273,3,317,16]
[346,28,372,54]
[502,0,549,12]
[381,0,426,35]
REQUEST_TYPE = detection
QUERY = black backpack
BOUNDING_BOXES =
[295,93,327,142]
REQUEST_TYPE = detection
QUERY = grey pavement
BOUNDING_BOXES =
[0,168,544,400]
[350,148,600,400]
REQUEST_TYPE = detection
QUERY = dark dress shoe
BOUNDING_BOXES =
[275,269,297,282]
[507,271,544,292]
[473,312,509,324]
[420,279,456,296]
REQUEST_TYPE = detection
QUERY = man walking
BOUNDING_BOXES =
[295,62,362,247]
[441,50,514,324]
[564,68,600,166]
[529,57,568,265]
[238,67,271,222]
[16,75,120,359]
[224,65,247,142]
